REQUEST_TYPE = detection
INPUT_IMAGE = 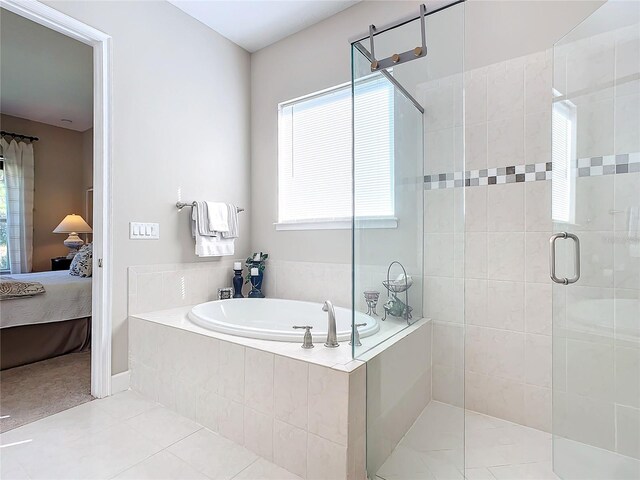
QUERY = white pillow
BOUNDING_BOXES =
[69,243,93,277]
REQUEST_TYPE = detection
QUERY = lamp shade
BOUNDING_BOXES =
[53,214,92,234]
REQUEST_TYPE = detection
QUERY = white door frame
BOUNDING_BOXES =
[1,0,113,398]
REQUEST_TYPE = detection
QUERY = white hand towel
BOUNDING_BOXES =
[192,206,235,257]
[206,202,230,233]
[221,204,239,239]
[195,201,216,236]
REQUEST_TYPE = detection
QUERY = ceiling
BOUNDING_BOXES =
[0,9,93,132]
[167,0,360,53]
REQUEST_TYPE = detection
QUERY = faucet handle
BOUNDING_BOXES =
[349,323,367,347]
[293,325,314,349]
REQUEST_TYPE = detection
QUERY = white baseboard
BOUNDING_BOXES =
[111,370,130,394]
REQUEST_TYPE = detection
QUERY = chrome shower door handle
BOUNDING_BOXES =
[565,233,580,284]
[549,233,564,284]
[549,232,581,285]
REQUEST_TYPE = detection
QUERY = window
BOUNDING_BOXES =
[277,76,394,229]
[0,160,8,272]
[552,95,576,224]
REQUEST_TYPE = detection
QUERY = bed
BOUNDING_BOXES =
[0,271,92,370]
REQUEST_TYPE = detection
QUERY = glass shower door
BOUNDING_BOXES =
[552,2,640,478]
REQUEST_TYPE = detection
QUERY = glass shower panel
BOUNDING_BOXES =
[352,2,465,478]
[351,45,424,358]
[552,2,640,479]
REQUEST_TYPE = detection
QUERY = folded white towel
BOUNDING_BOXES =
[192,207,235,257]
[195,235,234,257]
[206,202,229,233]
[195,201,216,237]
[221,204,239,239]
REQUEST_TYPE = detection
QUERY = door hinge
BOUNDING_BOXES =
[98,258,103,268]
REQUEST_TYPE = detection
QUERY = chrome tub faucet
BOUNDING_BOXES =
[322,300,339,348]
[292,325,314,349]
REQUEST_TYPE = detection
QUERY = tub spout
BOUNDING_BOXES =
[322,300,339,348]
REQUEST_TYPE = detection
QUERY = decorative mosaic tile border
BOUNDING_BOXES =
[425,152,639,190]
[424,162,551,190]
[577,153,640,177]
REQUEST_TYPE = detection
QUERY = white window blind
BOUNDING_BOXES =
[552,99,576,224]
[354,77,395,218]
[277,77,394,226]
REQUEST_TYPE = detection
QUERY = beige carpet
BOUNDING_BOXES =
[0,352,93,433]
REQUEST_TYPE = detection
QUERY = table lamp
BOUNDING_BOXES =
[53,214,93,258]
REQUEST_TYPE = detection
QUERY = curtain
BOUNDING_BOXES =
[0,138,34,273]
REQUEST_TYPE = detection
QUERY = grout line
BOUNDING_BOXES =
[230,457,260,480]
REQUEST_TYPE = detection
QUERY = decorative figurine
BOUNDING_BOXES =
[232,262,244,298]
[364,291,380,316]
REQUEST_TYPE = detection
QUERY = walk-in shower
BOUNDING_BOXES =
[351,1,639,479]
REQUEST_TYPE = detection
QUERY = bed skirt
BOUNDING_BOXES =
[0,317,91,370]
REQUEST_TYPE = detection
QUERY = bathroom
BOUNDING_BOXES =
[0,0,639,479]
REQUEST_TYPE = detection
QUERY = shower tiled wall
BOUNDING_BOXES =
[465,49,554,432]
[420,72,466,414]
[426,50,555,431]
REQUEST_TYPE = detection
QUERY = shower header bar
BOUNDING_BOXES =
[368,4,428,72]
[348,0,465,45]
[352,42,425,114]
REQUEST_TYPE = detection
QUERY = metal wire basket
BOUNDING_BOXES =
[382,276,413,293]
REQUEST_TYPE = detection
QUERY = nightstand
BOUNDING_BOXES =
[51,257,72,271]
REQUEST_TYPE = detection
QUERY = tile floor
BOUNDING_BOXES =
[0,390,302,480]
[376,401,559,480]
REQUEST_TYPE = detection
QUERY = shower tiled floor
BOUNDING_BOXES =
[376,401,559,480]
[0,390,301,480]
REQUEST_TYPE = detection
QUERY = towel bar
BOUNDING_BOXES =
[176,201,244,212]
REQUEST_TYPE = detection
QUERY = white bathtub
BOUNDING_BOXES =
[188,298,379,342]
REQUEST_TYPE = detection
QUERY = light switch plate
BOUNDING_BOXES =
[129,222,159,239]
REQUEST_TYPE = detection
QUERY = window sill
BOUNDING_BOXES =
[274,216,398,231]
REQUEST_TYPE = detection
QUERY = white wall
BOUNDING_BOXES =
[41,0,252,375]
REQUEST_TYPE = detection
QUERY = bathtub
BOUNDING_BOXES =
[188,298,379,342]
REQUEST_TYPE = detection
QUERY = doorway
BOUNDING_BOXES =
[0,0,112,414]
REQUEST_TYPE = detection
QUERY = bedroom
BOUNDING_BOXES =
[0,9,94,432]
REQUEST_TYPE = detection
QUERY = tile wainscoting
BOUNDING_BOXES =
[128,260,241,315]
[258,260,352,309]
